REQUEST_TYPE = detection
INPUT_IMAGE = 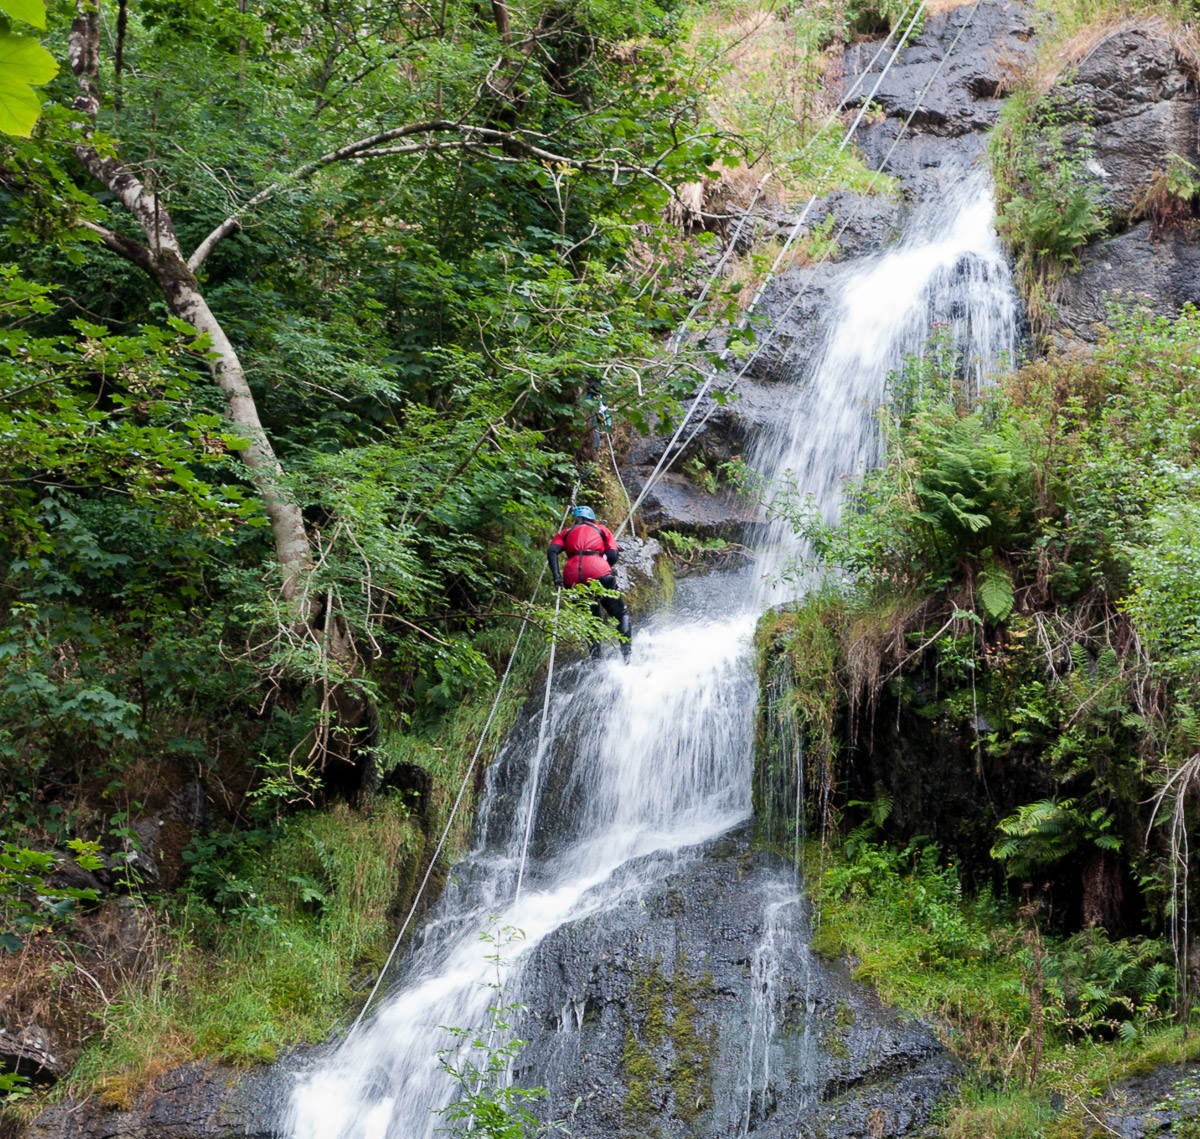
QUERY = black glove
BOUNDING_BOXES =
[552,573,563,589]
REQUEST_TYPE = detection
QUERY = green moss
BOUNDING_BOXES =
[753,597,844,852]
[621,1028,656,1119]
[636,965,669,1048]
[670,959,716,1124]
[619,957,718,1129]
[809,921,844,961]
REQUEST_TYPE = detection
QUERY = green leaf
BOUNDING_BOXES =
[0,70,40,136]
[0,32,57,137]
[0,0,47,29]
[978,563,1014,622]
[0,32,56,84]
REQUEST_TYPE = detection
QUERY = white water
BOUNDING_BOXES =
[754,172,1018,599]
[284,169,1018,1139]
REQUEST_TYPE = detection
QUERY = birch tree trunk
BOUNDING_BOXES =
[69,4,314,616]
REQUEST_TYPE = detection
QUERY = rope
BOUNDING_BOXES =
[513,581,563,903]
[668,0,922,353]
[615,4,924,538]
[341,491,578,1047]
[605,430,638,539]
[617,0,995,538]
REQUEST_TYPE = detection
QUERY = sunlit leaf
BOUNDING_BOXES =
[0,0,47,29]
[0,32,57,137]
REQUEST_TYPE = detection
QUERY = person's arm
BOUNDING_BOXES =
[547,540,564,587]
[604,527,619,568]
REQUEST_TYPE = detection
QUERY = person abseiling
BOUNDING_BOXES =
[548,505,632,661]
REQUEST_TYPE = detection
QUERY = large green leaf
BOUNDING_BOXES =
[978,562,1014,622]
[0,31,57,137]
[0,31,55,83]
[0,0,47,30]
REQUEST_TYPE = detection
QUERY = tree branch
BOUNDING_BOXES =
[78,219,156,275]
[187,118,470,271]
[69,1,185,262]
[187,115,709,271]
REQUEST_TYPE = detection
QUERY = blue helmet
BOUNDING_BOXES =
[572,505,596,522]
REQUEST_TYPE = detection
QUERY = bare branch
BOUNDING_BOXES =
[187,118,469,271]
[78,219,156,275]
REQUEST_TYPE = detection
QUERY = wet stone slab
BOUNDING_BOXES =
[511,829,961,1138]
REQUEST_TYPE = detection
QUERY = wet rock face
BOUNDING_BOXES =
[850,1,1036,197]
[513,831,960,1138]
[1058,28,1195,221]
[20,1062,285,1139]
[846,0,1036,142]
[1055,223,1200,343]
[1041,26,1200,342]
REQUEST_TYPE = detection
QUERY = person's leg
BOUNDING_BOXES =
[597,575,631,660]
[587,598,604,659]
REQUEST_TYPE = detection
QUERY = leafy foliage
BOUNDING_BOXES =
[0,0,56,137]
[991,798,1121,880]
[764,303,1200,988]
[990,85,1109,328]
[0,839,102,952]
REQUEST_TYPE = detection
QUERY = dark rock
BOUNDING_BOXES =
[514,831,960,1137]
[856,122,991,201]
[104,816,163,888]
[22,1060,286,1139]
[168,781,208,831]
[801,190,906,260]
[746,190,904,262]
[0,1024,65,1086]
[746,261,844,381]
[625,471,758,539]
[1057,28,1197,221]
[1053,222,1200,347]
[1070,1062,1200,1137]
[843,1,1036,139]
[44,855,104,899]
[612,534,663,594]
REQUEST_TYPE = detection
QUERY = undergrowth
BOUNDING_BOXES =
[63,796,419,1105]
[806,835,1195,1135]
[755,299,1200,1129]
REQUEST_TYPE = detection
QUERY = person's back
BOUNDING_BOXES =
[547,506,631,660]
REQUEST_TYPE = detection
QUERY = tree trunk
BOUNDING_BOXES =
[151,253,314,612]
[70,2,313,614]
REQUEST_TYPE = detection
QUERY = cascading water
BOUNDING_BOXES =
[753,169,1019,600]
[283,166,1019,1139]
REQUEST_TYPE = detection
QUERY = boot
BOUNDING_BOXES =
[618,612,632,663]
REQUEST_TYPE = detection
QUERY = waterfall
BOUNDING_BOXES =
[753,169,1018,600]
[282,166,1018,1139]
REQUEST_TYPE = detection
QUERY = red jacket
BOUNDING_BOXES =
[549,521,619,586]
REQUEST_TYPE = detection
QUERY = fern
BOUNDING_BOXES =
[991,798,1119,877]
[978,561,1014,622]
